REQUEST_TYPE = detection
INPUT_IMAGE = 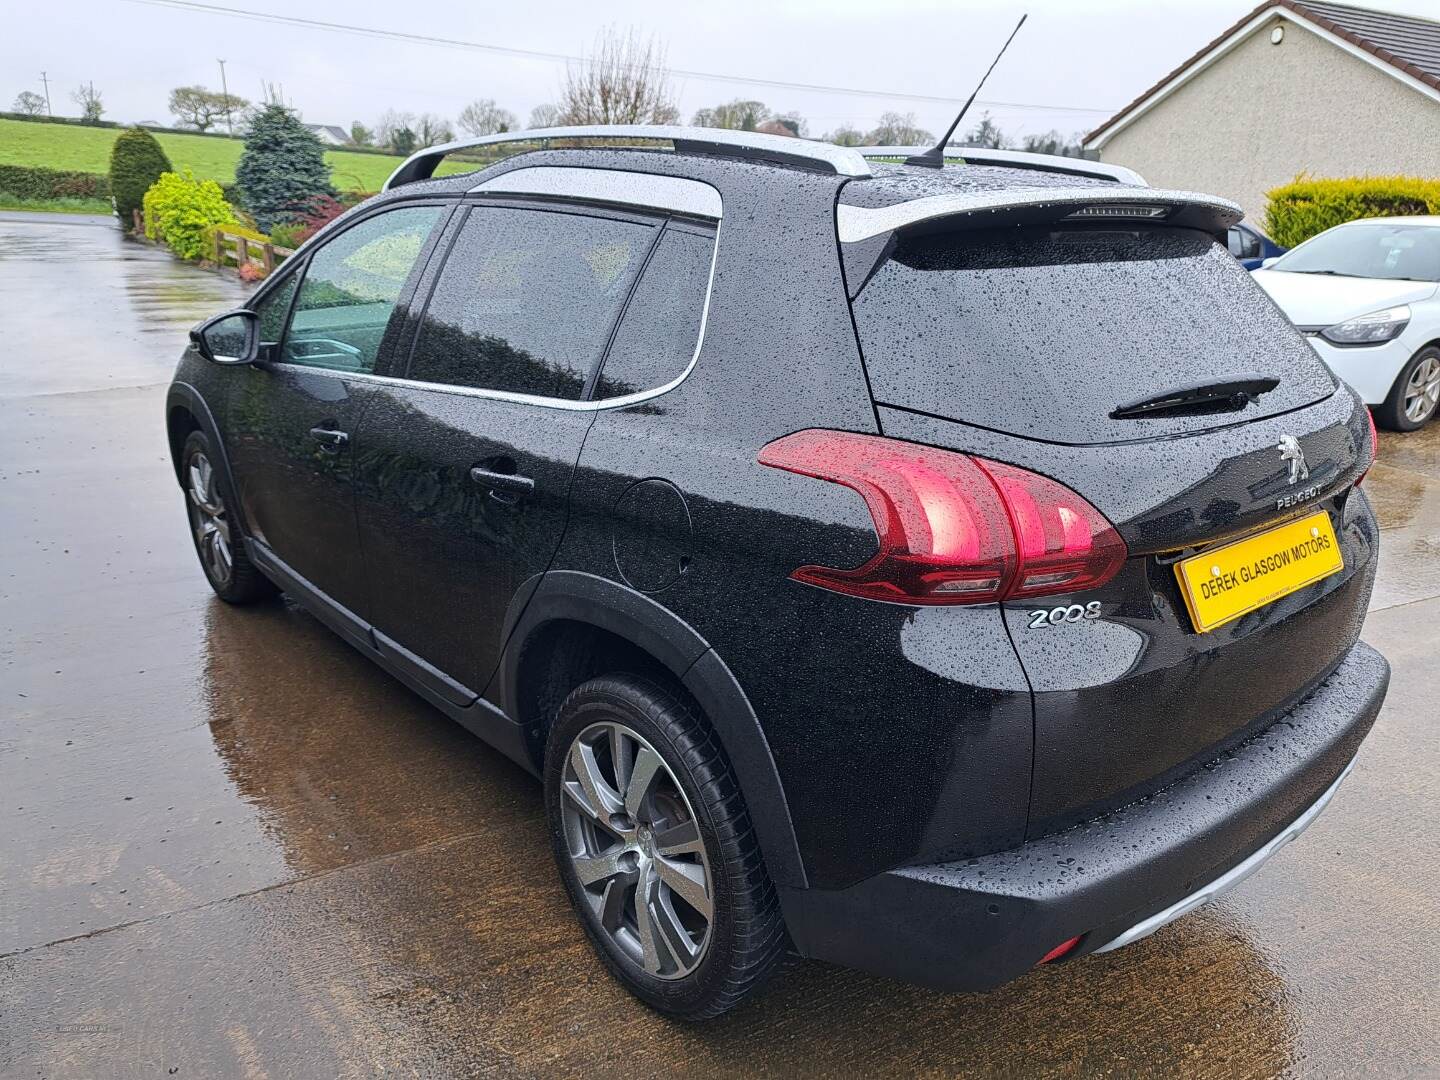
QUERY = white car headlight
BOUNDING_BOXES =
[1320,305,1411,345]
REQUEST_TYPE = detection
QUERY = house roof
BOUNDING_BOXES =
[305,124,352,143]
[1084,1,1440,147]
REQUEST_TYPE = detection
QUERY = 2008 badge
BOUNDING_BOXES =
[1026,602,1102,629]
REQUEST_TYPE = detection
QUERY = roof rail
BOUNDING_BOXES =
[855,146,1147,187]
[384,125,873,190]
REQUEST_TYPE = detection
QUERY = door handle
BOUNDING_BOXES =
[310,426,349,452]
[470,465,535,501]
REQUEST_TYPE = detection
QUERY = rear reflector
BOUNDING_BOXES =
[1038,936,1082,965]
[757,430,1126,605]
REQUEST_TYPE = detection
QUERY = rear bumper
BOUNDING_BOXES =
[778,640,1389,992]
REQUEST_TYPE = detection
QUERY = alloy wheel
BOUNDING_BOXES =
[1404,355,1440,424]
[186,451,233,585]
[559,720,713,980]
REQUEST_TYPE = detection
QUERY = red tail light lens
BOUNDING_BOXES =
[1356,407,1378,487]
[758,430,1126,605]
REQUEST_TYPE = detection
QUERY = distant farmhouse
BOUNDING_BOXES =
[1084,0,1440,223]
[305,124,354,147]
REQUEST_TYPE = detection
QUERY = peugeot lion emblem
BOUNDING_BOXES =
[1278,435,1310,485]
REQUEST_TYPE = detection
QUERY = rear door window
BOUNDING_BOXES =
[849,226,1336,445]
[408,205,655,399]
[593,223,715,400]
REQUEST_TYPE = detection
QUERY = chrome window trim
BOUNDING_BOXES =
[836,187,1242,244]
[384,124,872,189]
[470,167,722,220]
[269,215,722,412]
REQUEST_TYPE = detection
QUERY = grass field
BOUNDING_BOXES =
[0,118,470,192]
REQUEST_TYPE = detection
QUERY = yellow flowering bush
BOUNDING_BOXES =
[142,169,235,261]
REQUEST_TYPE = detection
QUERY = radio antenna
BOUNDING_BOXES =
[905,14,1028,168]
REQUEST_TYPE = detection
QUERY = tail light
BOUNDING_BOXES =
[757,430,1126,605]
[1356,407,1378,487]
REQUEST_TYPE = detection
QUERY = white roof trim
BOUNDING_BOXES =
[1084,5,1440,150]
[470,167,723,218]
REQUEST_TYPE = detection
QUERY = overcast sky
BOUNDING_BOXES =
[6,0,1436,141]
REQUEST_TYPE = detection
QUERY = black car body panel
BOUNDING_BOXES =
[878,392,1376,833]
[166,136,1387,997]
[779,640,1387,991]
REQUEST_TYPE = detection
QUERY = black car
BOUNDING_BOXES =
[167,126,1388,1019]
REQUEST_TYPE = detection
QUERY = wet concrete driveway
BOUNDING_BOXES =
[2,211,1437,1078]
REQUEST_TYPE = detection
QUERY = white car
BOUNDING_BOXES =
[1253,216,1440,431]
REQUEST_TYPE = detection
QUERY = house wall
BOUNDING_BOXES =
[1096,14,1440,225]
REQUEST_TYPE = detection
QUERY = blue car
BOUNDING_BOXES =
[1228,220,1286,269]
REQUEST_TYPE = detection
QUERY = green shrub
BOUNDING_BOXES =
[268,221,305,249]
[143,169,235,260]
[0,164,108,200]
[1264,175,1440,249]
[235,104,334,232]
[108,127,172,227]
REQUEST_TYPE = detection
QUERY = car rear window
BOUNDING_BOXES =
[409,205,655,399]
[850,226,1336,445]
[592,223,715,401]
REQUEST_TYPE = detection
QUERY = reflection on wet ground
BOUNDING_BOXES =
[2,212,1437,1077]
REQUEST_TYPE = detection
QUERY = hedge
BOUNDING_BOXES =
[1264,176,1440,249]
[0,164,109,200]
[109,127,172,226]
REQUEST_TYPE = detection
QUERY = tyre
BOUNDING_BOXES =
[1377,345,1440,431]
[544,674,786,1019]
[180,430,276,604]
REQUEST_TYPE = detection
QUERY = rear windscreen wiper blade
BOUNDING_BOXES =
[1110,373,1281,420]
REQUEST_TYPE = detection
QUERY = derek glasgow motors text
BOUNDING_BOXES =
[1200,530,1336,600]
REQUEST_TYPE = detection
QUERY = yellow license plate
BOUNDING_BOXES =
[1175,510,1343,633]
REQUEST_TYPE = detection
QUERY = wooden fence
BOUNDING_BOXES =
[132,210,294,277]
[212,227,295,275]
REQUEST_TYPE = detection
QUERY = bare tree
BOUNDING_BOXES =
[376,109,417,150]
[961,112,1006,149]
[457,98,517,137]
[692,99,770,130]
[414,113,454,147]
[528,103,561,129]
[865,112,933,146]
[1020,129,1084,157]
[168,85,249,133]
[70,82,104,124]
[558,28,679,125]
[13,90,46,116]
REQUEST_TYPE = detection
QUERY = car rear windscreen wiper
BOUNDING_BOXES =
[1110,373,1281,420]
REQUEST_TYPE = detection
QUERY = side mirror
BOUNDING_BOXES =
[190,310,258,365]
[1259,256,1282,270]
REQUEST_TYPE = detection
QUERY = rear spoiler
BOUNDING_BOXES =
[854,146,1146,187]
[836,187,1243,244]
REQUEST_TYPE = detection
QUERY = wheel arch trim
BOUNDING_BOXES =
[166,381,252,535]
[497,570,807,888]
